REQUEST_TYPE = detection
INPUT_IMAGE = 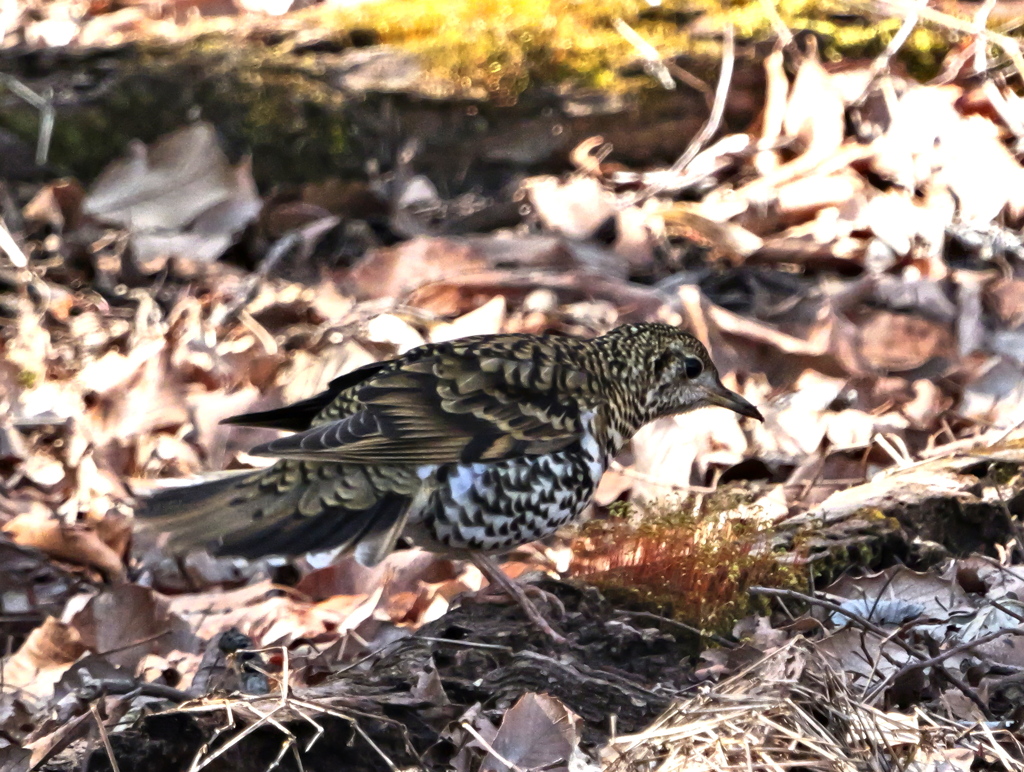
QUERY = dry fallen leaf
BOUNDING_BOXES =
[857,310,953,372]
[84,122,239,231]
[1,617,86,703]
[525,175,616,240]
[70,584,198,671]
[480,693,581,772]
[430,295,507,343]
[82,122,261,262]
[366,313,427,353]
[3,505,126,580]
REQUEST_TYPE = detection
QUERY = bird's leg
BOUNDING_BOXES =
[469,553,568,644]
[475,578,567,619]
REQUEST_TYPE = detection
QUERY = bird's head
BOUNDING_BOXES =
[607,324,764,424]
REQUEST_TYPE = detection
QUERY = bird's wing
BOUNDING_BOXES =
[221,361,391,431]
[246,340,593,465]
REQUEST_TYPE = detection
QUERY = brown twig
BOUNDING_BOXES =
[990,600,1024,624]
[750,586,995,720]
[615,610,739,649]
[864,624,1024,704]
[875,0,1024,81]
[631,24,735,205]
[851,0,930,107]
[666,25,735,178]
[90,701,122,772]
[97,629,172,658]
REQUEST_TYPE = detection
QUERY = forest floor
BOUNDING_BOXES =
[4,1,1024,770]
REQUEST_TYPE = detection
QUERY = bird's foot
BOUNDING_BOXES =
[475,581,566,618]
[468,554,569,645]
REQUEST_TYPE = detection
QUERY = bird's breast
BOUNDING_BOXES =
[411,428,606,554]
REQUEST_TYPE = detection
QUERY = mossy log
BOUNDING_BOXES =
[776,451,1024,583]
[0,33,766,190]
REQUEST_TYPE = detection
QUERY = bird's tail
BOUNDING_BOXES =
[134,460,417,565]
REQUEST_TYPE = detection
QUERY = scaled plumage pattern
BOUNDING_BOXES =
[138,322,763,572]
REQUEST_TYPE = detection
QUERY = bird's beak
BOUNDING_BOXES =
[705,382,764,422]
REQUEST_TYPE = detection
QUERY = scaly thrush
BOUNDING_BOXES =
[137,322,763,641]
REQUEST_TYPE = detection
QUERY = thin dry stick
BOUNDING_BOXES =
[460,720,525,772]
[220,231,302,323]
[349,720,402,772]
[243,700,304,772]
[864,624,1024,704]
[976,719,1024,770]
[97,629,171,658]
[750,587,995,720]
[752,713,844,762]
[416,636,513,652]
[279,645,289,710]
[287,697,423,771]
[973,0,998,75]
[608,25,715,100]
[186,700,236,772]
[851,0,930,106]
[280,702,325,755]
[616,610,739,649]
[875,0,1024,79]
[0,74,54,165]
[89,701,122,772]
[0,218,27,268]
[758,0,794,46]
[990,599,1024,624]
[667,25,735,177]
[612,17,675,90]
[630,24,736,206]
[192,703,287,772]
[872,432,912,467]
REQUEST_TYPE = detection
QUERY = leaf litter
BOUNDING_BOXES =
[5,6,1024,771]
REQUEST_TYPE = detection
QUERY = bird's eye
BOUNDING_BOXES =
[683,356,703,379]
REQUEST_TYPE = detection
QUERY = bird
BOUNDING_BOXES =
[136,322,763,641]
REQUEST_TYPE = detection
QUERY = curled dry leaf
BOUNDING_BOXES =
[23,179,86,231]
[83,122,231,230]
[629,409,749,494]
[430,295,507,343]
[366,313,427,353]
[3,505,126,580]
[660,205,763,262]
[347,237,491,300]
[525,175,616,240]
[826,566,972,621]
[0,617,86,702]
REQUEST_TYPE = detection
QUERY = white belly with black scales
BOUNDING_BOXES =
[409,428,606,554]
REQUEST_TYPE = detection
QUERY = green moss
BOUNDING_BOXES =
[984,462,1021,487]
[321,0,690,101]
[572,493,803,635]
[788,506,905,585]
[0,0,989,184]
[0,38,352,185]
[314,0,964,99]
